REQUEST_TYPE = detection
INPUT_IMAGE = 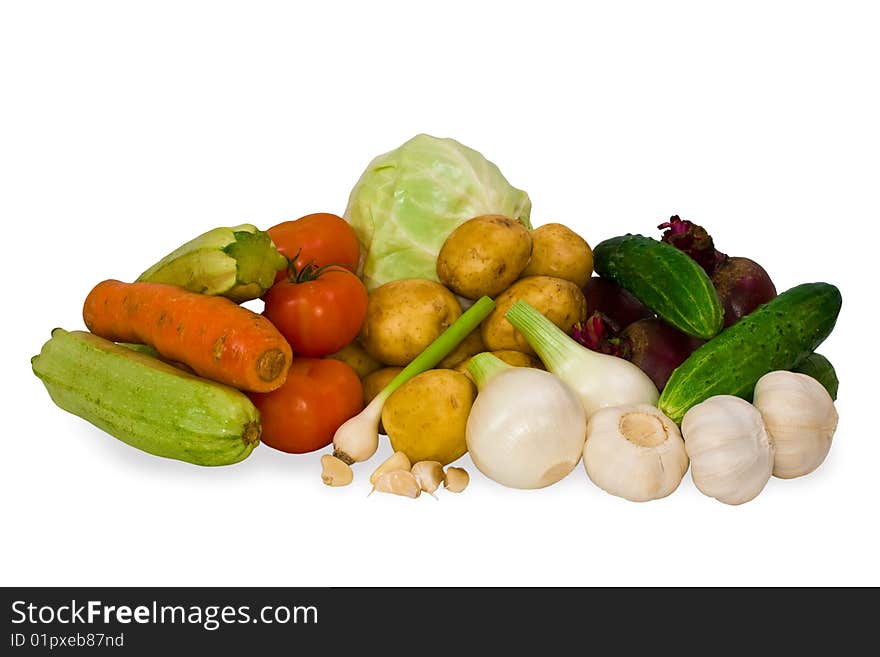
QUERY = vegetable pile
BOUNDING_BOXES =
[32,134,842,505]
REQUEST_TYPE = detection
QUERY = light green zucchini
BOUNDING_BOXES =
[32,329,260,466]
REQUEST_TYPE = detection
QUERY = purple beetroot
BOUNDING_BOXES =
[711,257,777,327]
[658,215,726,276]
[621,318,705,390]
[582,276,654,330]
[570,312,627,358]
[658,215,777,326]
[571,313,704,390]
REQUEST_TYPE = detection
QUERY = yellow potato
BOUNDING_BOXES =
[520,223,593,288]
[436,215,532,299]
[324,341,383,379]
[362,367,404,406]
[455,350,545,383]
[437,329,485,369]
[481,276,587,354]
[362,367,403,435]
[381,370,475,465]
[359,279,462,366]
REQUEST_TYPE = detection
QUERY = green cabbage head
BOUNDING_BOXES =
[344,134,532,290]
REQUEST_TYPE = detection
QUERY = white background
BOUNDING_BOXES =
[2,1,877,587]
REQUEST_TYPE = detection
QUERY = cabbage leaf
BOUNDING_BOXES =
[344,134,531,290]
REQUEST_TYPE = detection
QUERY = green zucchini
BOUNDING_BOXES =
[658,282,841,423]
[794,352,839,400]
[137,224,287,303]
[117,342,196,374]
[32,329,260,466]
[593,234,724,339]
[117,342,159,358]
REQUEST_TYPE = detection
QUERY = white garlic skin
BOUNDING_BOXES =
[753,371,838,479]
[583,404,688,502]
[681,395,774,505]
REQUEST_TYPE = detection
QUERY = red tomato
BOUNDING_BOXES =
[249,358,363,454]
[268,213,360,283]
[263,266,368,357]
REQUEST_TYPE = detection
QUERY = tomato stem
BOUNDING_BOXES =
[284,249,348,284]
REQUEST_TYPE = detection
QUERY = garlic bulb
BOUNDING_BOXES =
[583,404,688,502]
[753,371,838,479]
[681,395,774,505]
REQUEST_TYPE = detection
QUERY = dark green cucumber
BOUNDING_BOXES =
[592,234,724,339]
[32,329,261,466]
[793,352,839,400]
[658,282,841,423]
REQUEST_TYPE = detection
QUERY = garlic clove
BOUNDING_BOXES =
[681,395,774,505]
[370,451,412,485]
[372,470,421,498]
[583,404,688,502]
[753,371,838,479]
[321,454,354,487]
[411,461,445,495]
[444,467,469,493]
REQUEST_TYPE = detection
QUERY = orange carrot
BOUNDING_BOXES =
[83,280,292,392]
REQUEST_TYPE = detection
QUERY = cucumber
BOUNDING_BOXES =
[32,329,260,466]
[593,234,724,339]
[658,282,841,423]
[794,352,839,400]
